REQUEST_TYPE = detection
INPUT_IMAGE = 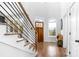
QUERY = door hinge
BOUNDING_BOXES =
[69,51,71,54]
[69,12,71,16]
[69,32,71,35]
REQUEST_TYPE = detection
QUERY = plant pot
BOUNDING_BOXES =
[57,40,63,47]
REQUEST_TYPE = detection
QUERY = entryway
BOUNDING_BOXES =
[35,22,44,43]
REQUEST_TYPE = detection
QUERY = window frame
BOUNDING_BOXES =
[48,19,57,37]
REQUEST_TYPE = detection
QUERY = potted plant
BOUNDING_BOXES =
[57,33,63,47]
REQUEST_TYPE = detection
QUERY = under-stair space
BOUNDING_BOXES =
[0,23,37,57]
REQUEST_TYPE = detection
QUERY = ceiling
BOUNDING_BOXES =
[21,2,72,22]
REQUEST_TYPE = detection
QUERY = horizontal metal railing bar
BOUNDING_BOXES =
[10,2,35,38]
[14,2,35,37]
[14,2,34,31]
[14,2,35,32]
[0,11,22,33]
[17,2,37,48]
[0,5,35,44]
[17,2,35,30]
[7,2,21,18]
[9,2,35,36]
[0,4,32,39]
[0,11,35,46]
[10,2,35,40]
[3,2,35,39]
[13,2,35,33]
[0,5,22,28]
[18,2,35,29]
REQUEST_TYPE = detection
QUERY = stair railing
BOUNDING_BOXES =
[0,2,37,51]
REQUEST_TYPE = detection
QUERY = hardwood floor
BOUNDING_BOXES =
[36,42,66,57]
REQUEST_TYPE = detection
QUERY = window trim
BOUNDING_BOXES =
[48,20,57,37]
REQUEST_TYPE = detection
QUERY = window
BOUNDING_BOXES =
[48,20,56,36]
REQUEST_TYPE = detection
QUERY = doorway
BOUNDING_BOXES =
[35,22,44,43]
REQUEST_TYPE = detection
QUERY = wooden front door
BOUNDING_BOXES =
[35,22,44,43]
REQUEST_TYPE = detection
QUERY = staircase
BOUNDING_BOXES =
[0,2,37,57]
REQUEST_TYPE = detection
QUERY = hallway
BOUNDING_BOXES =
[1,2,79,57]
[36,42,66,57]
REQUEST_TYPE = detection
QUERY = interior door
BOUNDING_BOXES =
[63,11,71,56]
[35,22,44,43]
[69,3,79,57]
